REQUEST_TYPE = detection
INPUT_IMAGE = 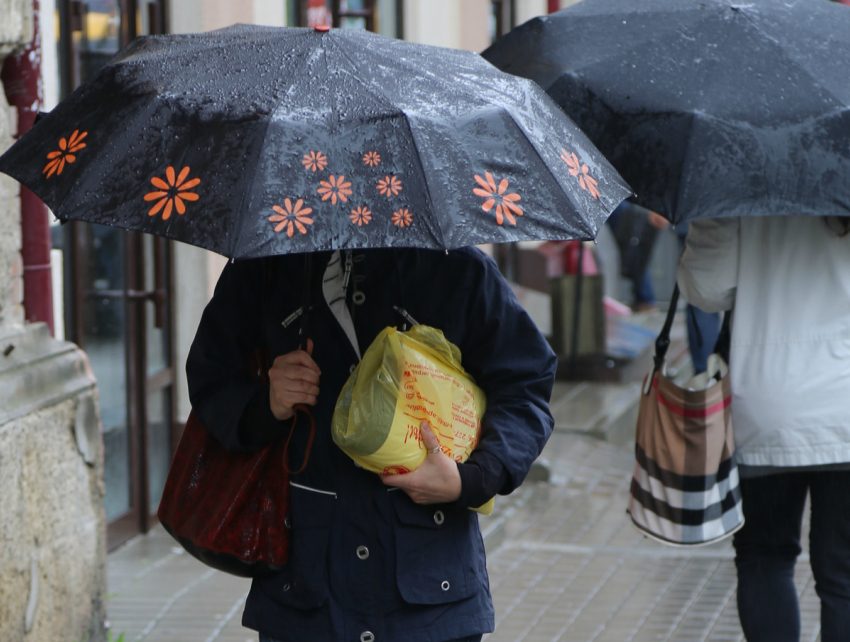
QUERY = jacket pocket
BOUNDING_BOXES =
[389,489,481,605]
[258,482,337,609]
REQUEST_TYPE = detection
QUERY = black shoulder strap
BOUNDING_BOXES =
[653,282,732,382]
[653,282,680,375]
[713,309,732,364]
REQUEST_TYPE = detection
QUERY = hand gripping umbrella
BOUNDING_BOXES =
[0,24,630,260]
[482,0,850,224]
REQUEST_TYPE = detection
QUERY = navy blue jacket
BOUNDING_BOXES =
[187,247,556,642]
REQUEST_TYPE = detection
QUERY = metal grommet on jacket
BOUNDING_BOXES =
[360,631,375,642]
[349,364,356,374]
[433,510,445,525]
[283,583,291,592]
[284,516,291,529]
[441,581,450,591]
[356,545,369,560]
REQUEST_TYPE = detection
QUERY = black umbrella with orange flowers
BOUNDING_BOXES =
[0,24,630,259]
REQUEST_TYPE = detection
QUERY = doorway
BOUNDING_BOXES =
[57,0,173,549]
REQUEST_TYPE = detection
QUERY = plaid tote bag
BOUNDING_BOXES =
[628,285,744,546]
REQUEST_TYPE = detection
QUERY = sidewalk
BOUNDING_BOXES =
[105,378,822,642]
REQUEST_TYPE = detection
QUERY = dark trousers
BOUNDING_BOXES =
[733,470,850,641]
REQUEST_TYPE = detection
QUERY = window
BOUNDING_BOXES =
[491,0,516,42]
[291,0,402,38]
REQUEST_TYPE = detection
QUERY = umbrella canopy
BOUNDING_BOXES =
[0,25,630,259]
[482,0,850,224]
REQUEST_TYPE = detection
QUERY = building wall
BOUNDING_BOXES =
[515,0,548,27]
[403,0,490,51]
[0,94,23,333]
[0,3,107,641]
[0,387,105,642]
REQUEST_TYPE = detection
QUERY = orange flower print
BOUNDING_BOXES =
[473,171,523,226]
[143,166,201,220]
[377,175,402,197]
[391,208,412,227]
[317,174,352,205]
[43,130,87,178]
[363,151,381,167]
[270,198,313,237]
[302,150,328,172]
[561,149,600,199]
[350,206,372,226]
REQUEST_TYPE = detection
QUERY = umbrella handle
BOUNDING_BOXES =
[299,253,313,351]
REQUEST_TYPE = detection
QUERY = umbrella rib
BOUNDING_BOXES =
[235,38,321,259]
[527,8,715,92]
[324,38,446,247]
[397,112,447,249]
[671,110,699,225]
[733,10,849,108]
[338,36,499,110]
[502,101,602,240]
[113,29,314,68]
[323,36,411,112]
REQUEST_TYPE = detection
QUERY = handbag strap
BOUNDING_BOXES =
[651,283,733,391]
[283,404,316,474]
[653,282,680,376]
[713,308,732,364]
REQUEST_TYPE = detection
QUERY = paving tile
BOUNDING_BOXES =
[105,421,821,642]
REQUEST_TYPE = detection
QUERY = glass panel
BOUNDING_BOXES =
[83,224,130,521]
[78,1,120,85]
[306,0,332,28]
[147,387,172,511]
[340,0,368,30]
[144,235,169,376]
[340,16,367,29]
[378,0,398,38]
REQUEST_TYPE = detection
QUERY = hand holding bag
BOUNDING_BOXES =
[157,349,314,577]
[627,284,743,546]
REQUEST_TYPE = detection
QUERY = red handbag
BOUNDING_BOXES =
[157,351,314,577]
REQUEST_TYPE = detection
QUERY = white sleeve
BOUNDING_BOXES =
[676,218,739,313]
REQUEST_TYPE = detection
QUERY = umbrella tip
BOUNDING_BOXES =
[315,25,330,32]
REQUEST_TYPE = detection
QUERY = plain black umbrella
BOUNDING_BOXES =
[482,0,850,224]
[0,24,630,259]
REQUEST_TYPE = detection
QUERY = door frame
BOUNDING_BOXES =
[57,0,174,550]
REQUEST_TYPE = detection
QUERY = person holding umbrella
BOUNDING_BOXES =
[678,216,850,642]
[0,24,632,642]
[189,245,557,642]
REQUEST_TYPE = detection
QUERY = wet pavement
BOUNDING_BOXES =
[105,381,822,642]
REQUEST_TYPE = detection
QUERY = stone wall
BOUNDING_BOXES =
[0,1,107,641]
[0,336,105,642]
[0,88,23,332]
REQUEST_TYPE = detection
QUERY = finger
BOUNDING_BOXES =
[381,472,407,488]
[271,364,321,386]
[275,390,319,408]
[381,467,422,488]
[275,350,321,374]
[419,421,440,453]
[305,338,313,356]
[275,381,320,400]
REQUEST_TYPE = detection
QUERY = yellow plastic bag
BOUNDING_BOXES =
[332,325,494,515]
